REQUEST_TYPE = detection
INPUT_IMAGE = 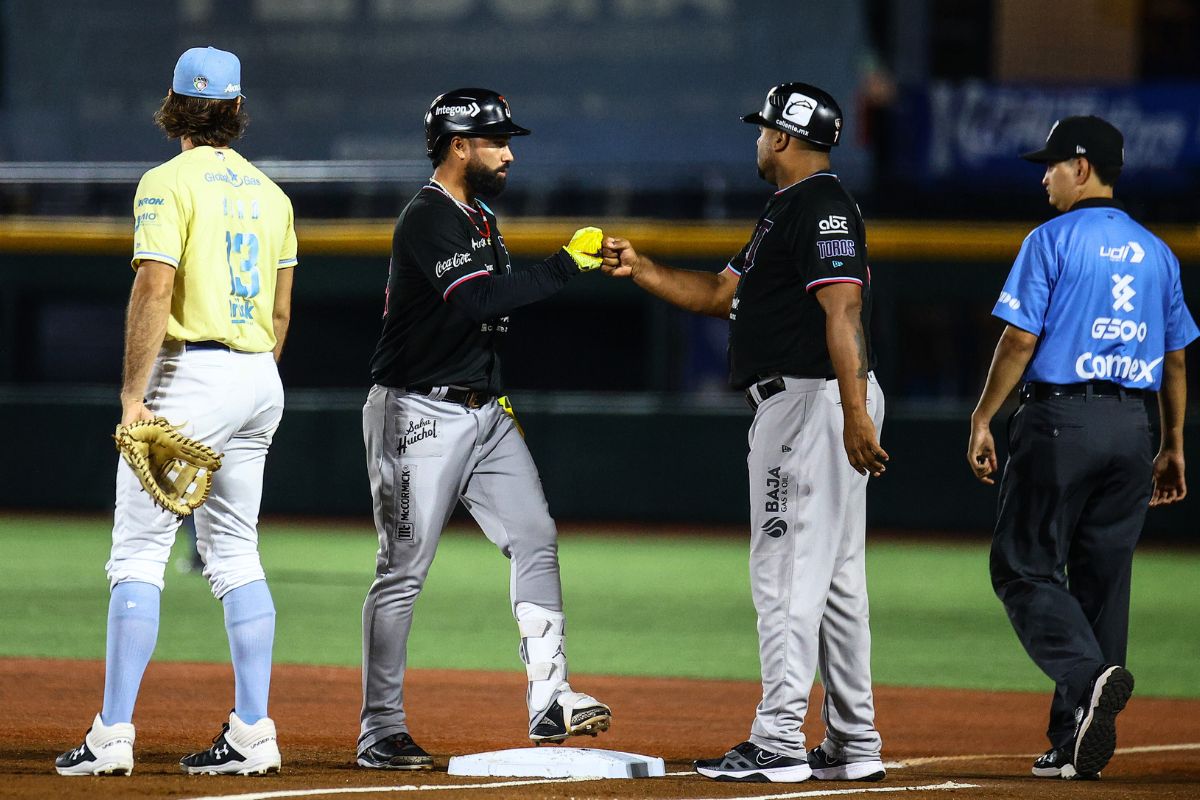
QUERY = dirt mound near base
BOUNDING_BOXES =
[2,658,1198,799]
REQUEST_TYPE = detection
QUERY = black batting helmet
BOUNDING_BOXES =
[424,88,531,159]
[742,83,843,147]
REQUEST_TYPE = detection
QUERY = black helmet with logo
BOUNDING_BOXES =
[742,82,843,148]
[424,87,531,159]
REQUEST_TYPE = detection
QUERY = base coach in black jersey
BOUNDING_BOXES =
[603,83,888,784]
[356,88,611,770]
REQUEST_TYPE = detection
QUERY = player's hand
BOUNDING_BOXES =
[120,398,155,428]
[967,419,998,485]
[601,237,639,278]
[843,409,888,477]
[1150,448,1187,506]
[563,227,604,271]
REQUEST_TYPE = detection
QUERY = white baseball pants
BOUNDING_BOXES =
[358,385,564,752]
[107,342,284,599]
[746,373,885,761]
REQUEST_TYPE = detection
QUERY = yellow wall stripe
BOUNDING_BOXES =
[3,216,1200,262]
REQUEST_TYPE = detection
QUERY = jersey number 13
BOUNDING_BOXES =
[226,230,261,324]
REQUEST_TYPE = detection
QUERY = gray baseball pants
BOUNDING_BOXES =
[746,374,884,761]
[358,386,563,752]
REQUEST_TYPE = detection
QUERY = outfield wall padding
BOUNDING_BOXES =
[4,389,1193,539]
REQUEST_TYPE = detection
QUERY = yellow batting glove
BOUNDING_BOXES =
[563,226,604,271]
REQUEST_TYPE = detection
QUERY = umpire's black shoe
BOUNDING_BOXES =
[694,741,812,782]
[357,732,433,770]
[1032,746,1100,780]
[1072,665,1134,776]
[807,745,886,781]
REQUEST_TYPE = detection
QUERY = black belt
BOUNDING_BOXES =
[744,374,837,411]
[1020,381,1146,403]
[745,376,787,411]
[410,386,494,409]
[184,340,233,352]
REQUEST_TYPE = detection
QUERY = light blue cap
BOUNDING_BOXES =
[172,46,242,100]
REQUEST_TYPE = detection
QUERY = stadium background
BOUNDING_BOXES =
[3,0,1200,535]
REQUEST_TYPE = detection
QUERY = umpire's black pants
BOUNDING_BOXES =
[991,392,1152,749]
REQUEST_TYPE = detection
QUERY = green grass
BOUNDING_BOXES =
[1,516,1196,698]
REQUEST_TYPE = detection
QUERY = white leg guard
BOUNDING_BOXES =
[517,602,611,742]
[515,602,570,720]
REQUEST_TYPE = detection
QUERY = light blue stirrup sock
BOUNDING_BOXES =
[101,581,161,725]
[222,580,276,724]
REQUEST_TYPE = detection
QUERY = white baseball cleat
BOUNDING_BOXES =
[55,713,135,776]
[180,711,281,775]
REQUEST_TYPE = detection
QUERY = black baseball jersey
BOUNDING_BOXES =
[370,181,577,394]
[726,172,875,390]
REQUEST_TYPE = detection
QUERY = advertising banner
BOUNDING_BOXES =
[905,81,1200,188]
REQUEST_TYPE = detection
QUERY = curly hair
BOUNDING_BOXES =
[153,92,248,147]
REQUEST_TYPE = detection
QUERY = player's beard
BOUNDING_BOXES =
[465,158,508,198]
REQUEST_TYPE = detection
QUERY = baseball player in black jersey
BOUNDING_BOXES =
[603,83,887,784]
[357,88,611,770]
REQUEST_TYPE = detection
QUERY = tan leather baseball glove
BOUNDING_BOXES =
[113,417,222,516]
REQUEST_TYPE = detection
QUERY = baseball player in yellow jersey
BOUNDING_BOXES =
[56,46,297,778]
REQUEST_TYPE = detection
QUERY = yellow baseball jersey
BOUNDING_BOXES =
[132,146,298,352]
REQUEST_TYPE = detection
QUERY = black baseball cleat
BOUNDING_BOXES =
[529,691,611,744]
[357,732,433,770]
[807,745,886,781]
[1072,665,1134,776]
[1032,746,1100,780]
[55,714,135,776]
[694,740,812,783]
[180,711,281,775]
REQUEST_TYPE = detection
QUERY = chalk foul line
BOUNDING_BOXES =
[887,740,1200,768]
[184,778,980,800]
[180,742,1200,800]
[181,776,601,800]
[673,781,980,800]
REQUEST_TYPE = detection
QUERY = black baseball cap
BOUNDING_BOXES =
[1020,115,1124,167]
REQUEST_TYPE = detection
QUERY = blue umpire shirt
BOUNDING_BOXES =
[993,198,1199,392]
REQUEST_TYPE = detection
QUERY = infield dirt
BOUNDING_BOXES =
[2,658,1198,799]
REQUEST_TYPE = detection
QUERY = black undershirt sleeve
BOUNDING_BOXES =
[446,250,579,322]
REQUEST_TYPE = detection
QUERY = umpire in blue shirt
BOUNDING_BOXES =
[967,116,1199,780]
